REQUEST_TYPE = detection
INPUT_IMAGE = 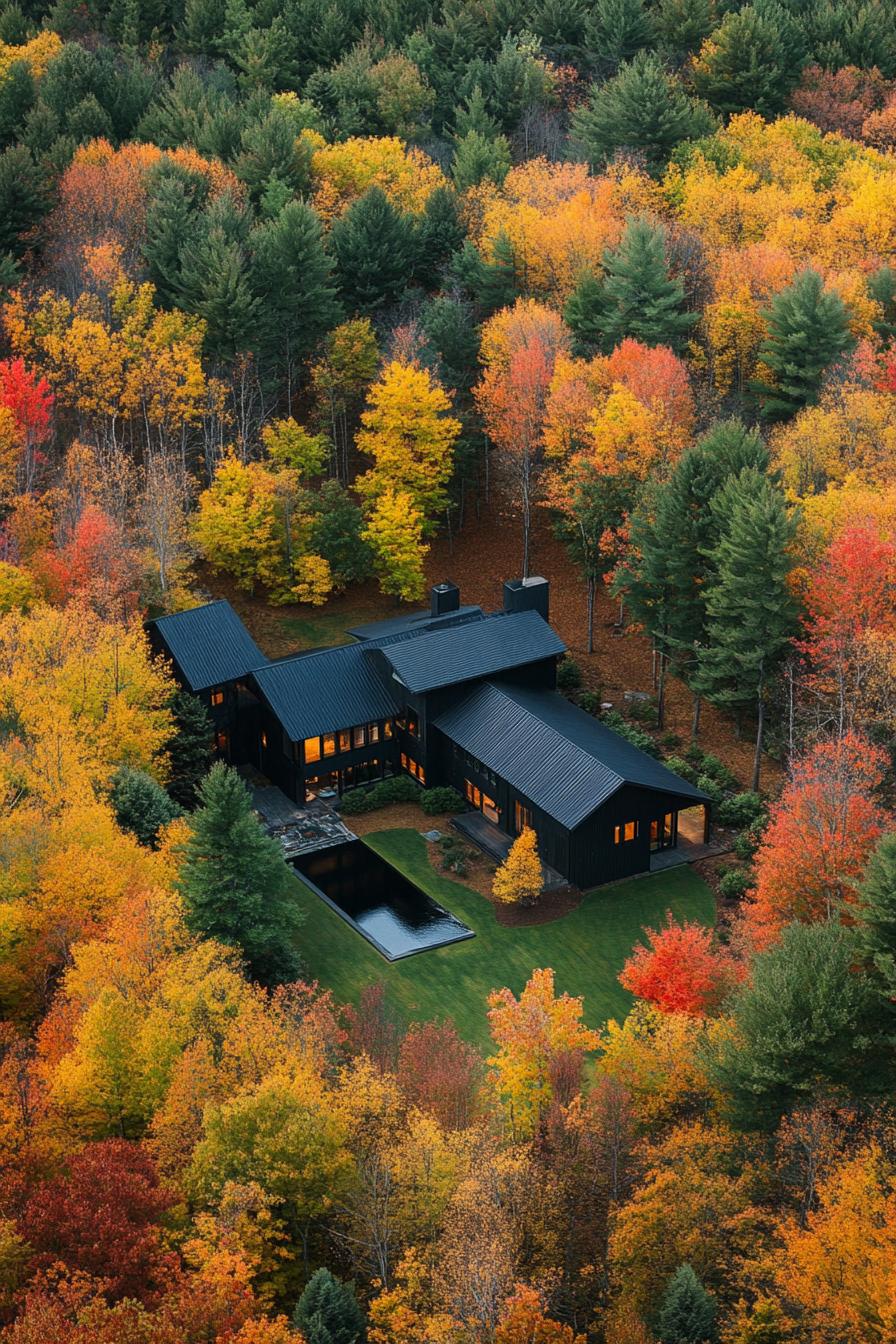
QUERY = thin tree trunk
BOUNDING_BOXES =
[656,650,667,731]
[751,694,765,793]
[691,692,701,742]
[587,576,595,655]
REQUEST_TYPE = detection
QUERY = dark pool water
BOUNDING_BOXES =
[293,840,475,961]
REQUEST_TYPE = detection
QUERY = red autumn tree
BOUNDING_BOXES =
[604,339,695,436]
[20,1139,177,1304]
[789,64,891,138]
[494,1284,586,1344]
[619,913,742,1016]
[397,1020,484,1130]
[40,505,140,620]
[0,358,53,495]
[799,522,896,732]
[746,732,889,945]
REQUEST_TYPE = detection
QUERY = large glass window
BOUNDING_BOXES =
[514,801,533,833]
[305,736,321,764]
[210,687,224,707]
[323,733,336,757]
[338,729,351,753]
[369,723,381,743]
[354,726,366,749]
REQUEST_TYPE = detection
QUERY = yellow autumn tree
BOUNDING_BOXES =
[487,968,600,1138]
[310,135,446,222]
[362,488,428,603]
[355,361,461,535]
[492,828,543,906]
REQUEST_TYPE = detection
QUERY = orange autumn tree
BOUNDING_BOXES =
[487,968,600,1138]
[619,914,742,1016]
[746,732,889,944]
[494,1284,586,1344]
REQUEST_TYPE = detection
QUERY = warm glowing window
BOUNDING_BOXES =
[614,821,638,844]
[406,715,419,737]
[305,736,321,763]
[384,720,393,738]
[210,687,224,706]
[465,779,480,807]
[369,723,380,743]
[354,726,366,748]
[339,729,351,753]
[323,734,336,757]
[260,730,268,749]
[215,730,229,752]
[515,801,533,833]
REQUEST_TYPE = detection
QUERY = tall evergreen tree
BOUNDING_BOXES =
[694,470,797,790]
[656,1265,718,1344]
[563,271,609,354]
[706,921,892,1129]
[415,185,466,288]
[655,0,715,58]
[292,1268,366,1344]
[166,690,214,809]
[251,200,341,401]
[692,5,795,118]
[752,269,856,421]
[869,264,896,342]
[857,831,896,1022]
[593,217,697,353]
[0,145,48,257]
[451,128,511,191]
[572,51,715,172]
[177,762,304,986]
[330,185,418,313]
[585,0,655,69]
[233,105,312,203]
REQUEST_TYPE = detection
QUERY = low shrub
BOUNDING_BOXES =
[699,752,739,791]
[557,657,582,691]
[626,697,658,725]
[579,691,602,715]
[734,817,767,861]
[340,773,420,813]
[717,791,766,830]
[696,774,725,806]
[718,867,752,901]
[685,742,705,765]
[663,755,700,785]
[602,709,661,758]
[421,786,464,815]
[661,731,682,750]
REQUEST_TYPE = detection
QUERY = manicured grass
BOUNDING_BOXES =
[274,609,370,650]
[292,828,715,1047]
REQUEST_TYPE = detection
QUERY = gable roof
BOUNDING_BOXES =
[381,609,565,694]
[346,605,483,641]
[251,640,403,741]
[150,600,268,692]
[435,681,708,829]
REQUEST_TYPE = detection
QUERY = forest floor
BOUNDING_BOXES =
[203,508,784,795]
[291,827,715,1045]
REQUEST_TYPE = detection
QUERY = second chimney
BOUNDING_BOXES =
[431,581,460,617]
[503,576,550,623]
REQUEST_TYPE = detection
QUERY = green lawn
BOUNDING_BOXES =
[273,609,370,650]
[292,828,715,1047]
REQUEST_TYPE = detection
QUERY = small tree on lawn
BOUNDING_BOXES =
[493,827,543,906]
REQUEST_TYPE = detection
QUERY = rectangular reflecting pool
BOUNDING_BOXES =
[293,840,475,961]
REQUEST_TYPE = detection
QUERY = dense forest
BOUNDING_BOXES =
[2,0,896,1340]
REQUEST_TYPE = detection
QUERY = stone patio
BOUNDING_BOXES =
[238,766,356,859]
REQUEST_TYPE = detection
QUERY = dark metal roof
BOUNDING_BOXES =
[382,610,566,693]
[435,681,709,829]
[150,600,268,692]
[251,640,403,741]
[346,605,483,641]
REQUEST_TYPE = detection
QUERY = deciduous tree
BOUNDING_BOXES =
[492,828,543,907]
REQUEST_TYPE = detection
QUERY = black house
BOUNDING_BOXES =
[149,580,709,890]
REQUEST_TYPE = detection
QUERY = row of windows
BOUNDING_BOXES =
[304,720,392,764]
[401,752,426,784]
[395,713,419,737]
[614,820,638,844]
[465,779,499,823]
[615,814,677,847]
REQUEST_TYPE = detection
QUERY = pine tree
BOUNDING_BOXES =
[251,200,341,397]
[695,471,797,791]
[493,827,543,906]
[330,186,419,314]
[563,271,609,353]
[451,128,512,192]
[144,169,203,307]
[692,5,795,118]
[752,269,856,421]
[0,145,48,257]
[415,185,465,289]
[292,1268,366,1344]
[110,766,183,847]
[869,264,896,342]
[309,480,373,588]
[0,60,35,150]
[585,0,655,69]
[234,105,311,203]
[594,217,697,353]
[572,52,715,173]
[857,832,896,1018]
[656,1265,718,1344]
[655,0,715,58]
[177,762,304,985]
[166,690,214,808]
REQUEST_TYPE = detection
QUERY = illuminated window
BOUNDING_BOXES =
[465,779,481,807]
[369,723,380,743]
[614,821,638,844]
[354,726,366,748]
[384,720,393,738]
[260,730,268,749]
[339,729,351,753]
[514,801,533,833]
[305,737,321,763]
[210,687,224,707]
[406,715,419,737]
[323,734,336,757]
[215,729,229,753]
